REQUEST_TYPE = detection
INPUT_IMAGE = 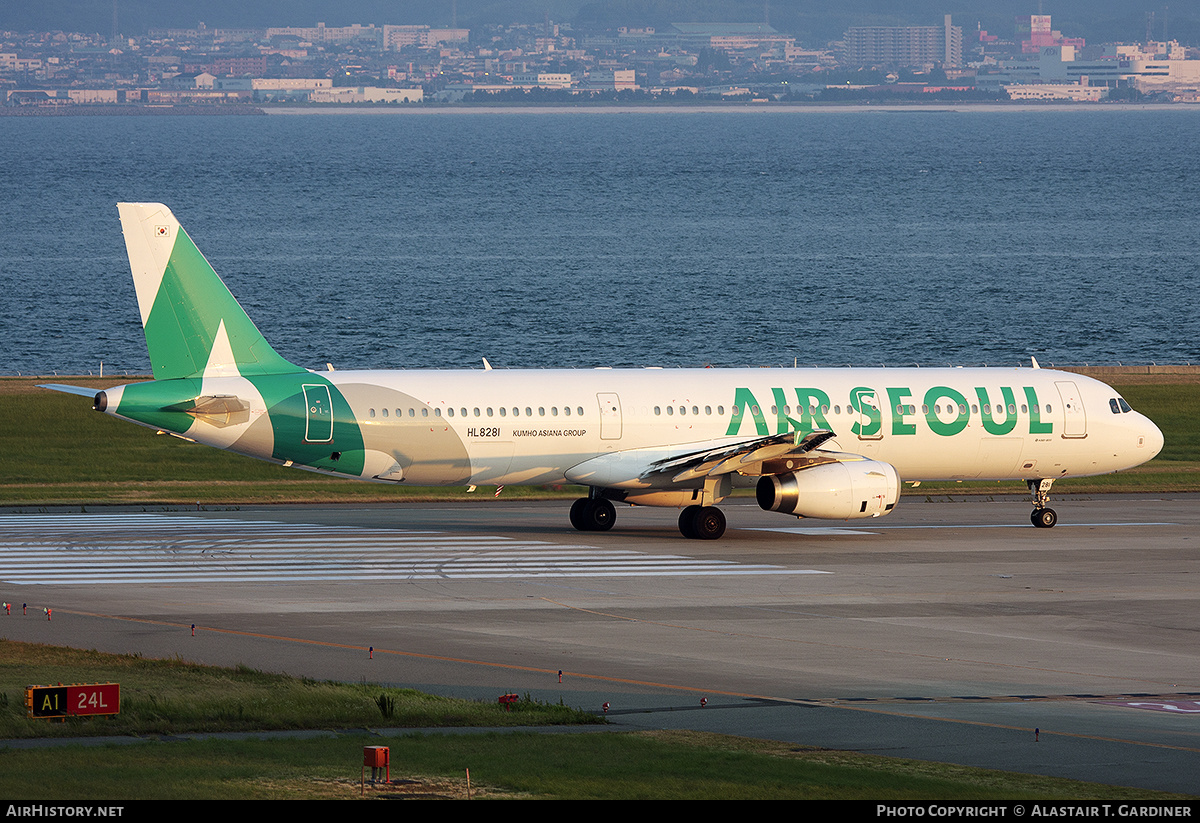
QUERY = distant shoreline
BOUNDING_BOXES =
[264,102,1190,115]
[1,102,1194,117]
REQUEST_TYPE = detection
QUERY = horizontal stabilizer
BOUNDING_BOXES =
[38,384,101,398]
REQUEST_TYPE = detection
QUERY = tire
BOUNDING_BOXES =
[692,506,727,540]
[1031,507,1058,528]
[678,506,701,539]
[569,498,591,531]
[588,498,616,532]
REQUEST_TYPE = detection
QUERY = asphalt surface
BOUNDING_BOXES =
[1,494,1197,795]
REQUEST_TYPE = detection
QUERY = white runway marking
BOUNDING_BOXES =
[751,522,1175,536]
[0,514,828,585]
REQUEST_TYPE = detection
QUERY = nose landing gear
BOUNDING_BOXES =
[1028,479,1057,528]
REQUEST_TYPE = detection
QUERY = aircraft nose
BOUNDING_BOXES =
[1141,415,1164,460]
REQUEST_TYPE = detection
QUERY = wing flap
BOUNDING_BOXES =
[646,430,839,483]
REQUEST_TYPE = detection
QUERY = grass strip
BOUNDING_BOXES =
[0,643,1189,800]
[0,640,600,740]
[4,729,1193,800]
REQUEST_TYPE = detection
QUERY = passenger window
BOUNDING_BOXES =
[525,407,532,417]
[577,407,584,416]
[552,407,558,416]
[422,408,429,418]
[434,408,442,417]
[500,408,507,417]
[692,406,699,415]
[564,406,571,416]
[705,405,712,415]
[369,409,376,418]
[447,408,454,417]
[667,406,674,416]
[654,406,661,415]
[382,408,388,418]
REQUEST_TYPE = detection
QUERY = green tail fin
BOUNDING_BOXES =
[117,202,305,380]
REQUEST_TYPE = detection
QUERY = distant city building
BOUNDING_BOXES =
[976,41,1200,97]
[585,69,637,91]
[844,15,962,68]
[1016,15,1084,55]
[666,23,794,52]
[309,86,423,103]
[511,72,572,88]
[382,26,469,51]
[265,23,382,46]
[211,77,333,101]
[1004,83,1106,101]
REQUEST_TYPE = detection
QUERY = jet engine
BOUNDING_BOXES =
[756,460,900,520]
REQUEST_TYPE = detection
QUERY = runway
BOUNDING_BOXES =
[2,495,1198,795]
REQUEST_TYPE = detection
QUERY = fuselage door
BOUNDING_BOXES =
[598,392,622,440]
[1055,380,1087,439]
[303,384,334,443]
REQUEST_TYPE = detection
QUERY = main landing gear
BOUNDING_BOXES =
[1028,478,1057,528]
[569,497,615,532]
[567,496,728,540]
[678,505,727,540]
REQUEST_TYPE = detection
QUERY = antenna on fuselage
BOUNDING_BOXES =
[482,358,493,371]
[1031,357,1041,369]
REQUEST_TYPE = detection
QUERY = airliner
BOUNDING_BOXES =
[43,203,1164,540]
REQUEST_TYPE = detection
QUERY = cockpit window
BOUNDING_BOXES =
[1110,398,1121,414]
[1119,398,1132,413]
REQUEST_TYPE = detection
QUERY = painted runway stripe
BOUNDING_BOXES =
[752,522,1176,535]
[0,514,826,584]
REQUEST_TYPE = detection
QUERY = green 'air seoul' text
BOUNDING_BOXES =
[726,386,1054,438]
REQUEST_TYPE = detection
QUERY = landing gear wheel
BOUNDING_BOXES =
[570,498,616,532]
[678,506,701,539]
[679,505,726,540]
[691,506,726,540]
[569,498,591,531]
[1031,507,1058,529]
[588,498,616,532]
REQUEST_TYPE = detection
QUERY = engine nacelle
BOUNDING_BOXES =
[756,460,900,520]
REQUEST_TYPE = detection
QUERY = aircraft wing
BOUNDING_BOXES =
[640,429,839,483]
